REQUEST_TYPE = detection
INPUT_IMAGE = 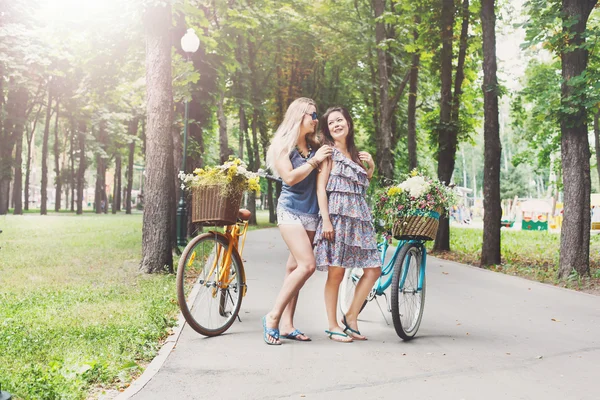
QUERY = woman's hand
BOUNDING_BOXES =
[322,219,334,241]
[359,151,375,178]
[314,145,333,164]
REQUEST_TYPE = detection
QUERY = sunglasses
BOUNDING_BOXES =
[306,111,318,121]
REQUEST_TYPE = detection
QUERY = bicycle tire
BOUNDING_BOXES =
[176,232,244,337]
[339,268,367,316]
[390,242,426,340]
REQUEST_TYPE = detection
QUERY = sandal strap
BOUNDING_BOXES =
[325,330,349,338]
[265,327,280,340]
[287,329,304,338]
[342,316,362,335]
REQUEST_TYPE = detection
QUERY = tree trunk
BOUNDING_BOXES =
[11,88,28,215]
[76,121,86,215]
[141,2,174,274]
[112,153,121,214]
[433,0,456,252]
[594,111,600,186]
[0,80,20,214]
[70,120,75,211]
[24,102,43,211]
[94,123,107,214]
[53,99,61,212]
[41,83,53,215]
[94,155,105,214]
[217,89,229,163]
[125,119,138,215]
[372,0,393,180]
[480,0,502,266]
[407,22,420,171]
[558,0,597,278]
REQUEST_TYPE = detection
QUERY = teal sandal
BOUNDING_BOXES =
[342,315,367,340]
[325,330,353,343]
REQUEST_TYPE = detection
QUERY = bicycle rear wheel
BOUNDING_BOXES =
[391,243,426,340]
[176,232,244,336]
[339,268,367,316]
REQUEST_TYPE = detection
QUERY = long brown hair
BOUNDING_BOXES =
[320,106,364,169]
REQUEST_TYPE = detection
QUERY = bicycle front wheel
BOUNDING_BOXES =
[339,268,367,316]
[391,243,426,340]
[176,232,244,337]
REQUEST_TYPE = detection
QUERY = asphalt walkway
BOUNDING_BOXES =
[119,227,600,400]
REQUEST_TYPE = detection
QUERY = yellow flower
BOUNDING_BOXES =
[410,169,419,177]
[387,186,402,196]
[193,168,205,176]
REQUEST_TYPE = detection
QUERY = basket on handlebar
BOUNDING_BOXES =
[392,209,443,241]
[191,184,243,226]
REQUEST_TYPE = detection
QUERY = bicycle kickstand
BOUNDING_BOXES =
[376,293,390,326]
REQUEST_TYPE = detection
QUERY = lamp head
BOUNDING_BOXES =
[181,28,200,54]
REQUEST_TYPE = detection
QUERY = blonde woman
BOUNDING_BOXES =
[262,97,332,345]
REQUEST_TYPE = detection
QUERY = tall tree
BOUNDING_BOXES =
[407,18,421,171]
[10,87,28,215]
[595,110,600,185]
[558,0,597,278]
[76,121,86,215]
[53,97,61,211]
[480,0,502,266]
[371,0,410,180]
[140,1,175,274]
[434,0,470,252]
[40,81,53,215]
[24,102,43,211]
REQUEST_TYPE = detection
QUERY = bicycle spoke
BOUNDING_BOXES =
[391,243,426,340]
[177,233,244,336]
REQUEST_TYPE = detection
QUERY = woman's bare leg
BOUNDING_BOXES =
[324,266,352,342]
[279,231,315,340]
[344,267,381,340]
[264,225,316,344]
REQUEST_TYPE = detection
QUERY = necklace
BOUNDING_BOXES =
[295,144,313,160]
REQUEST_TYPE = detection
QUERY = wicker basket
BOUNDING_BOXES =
[191,185,243,226]
[392,209,443,241]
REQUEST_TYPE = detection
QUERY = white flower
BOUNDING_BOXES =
[237,166,247,174]
[399,176,430,198]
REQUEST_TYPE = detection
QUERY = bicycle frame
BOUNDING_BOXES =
[371,238,427,296]
[202,220,249,297]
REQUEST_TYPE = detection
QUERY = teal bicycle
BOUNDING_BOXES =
[339,237,428,341]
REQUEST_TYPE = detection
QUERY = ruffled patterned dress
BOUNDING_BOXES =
[314,148,380,271]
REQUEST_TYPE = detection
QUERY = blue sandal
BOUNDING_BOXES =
[342,315,367,340]
[262,316,281,345]
[282,329,311,342]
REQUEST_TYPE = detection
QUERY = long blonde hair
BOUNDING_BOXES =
[266,97,319,177]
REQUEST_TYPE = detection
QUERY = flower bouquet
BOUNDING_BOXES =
[372,170,456,241]
[179,157,261,225]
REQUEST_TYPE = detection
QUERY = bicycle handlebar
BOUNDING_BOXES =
[258,171,282,184]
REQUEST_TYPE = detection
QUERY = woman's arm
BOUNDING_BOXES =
[316,159,334,241]
[274,145,332,186]
[358,151,375,180]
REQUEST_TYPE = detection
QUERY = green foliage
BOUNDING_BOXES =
[0,215,178,399]
[438,226,600,289]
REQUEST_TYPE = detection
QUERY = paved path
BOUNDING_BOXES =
[122,228,600,400]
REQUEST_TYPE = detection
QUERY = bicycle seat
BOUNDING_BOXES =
[238,209,251,221]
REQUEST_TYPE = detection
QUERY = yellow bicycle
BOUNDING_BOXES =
[176,209,251,336]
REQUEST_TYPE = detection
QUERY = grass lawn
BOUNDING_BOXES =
[432,226,600,294]
[0,210,275,399]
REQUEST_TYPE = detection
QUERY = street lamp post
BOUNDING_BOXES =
[177,28,200,247]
